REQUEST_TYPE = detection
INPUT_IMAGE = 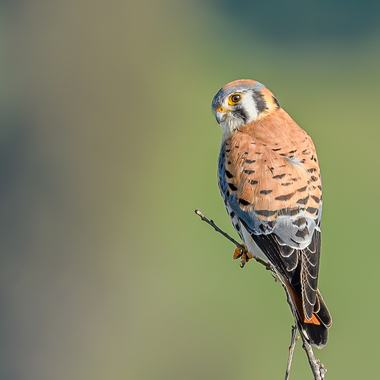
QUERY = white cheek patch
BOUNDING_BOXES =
[241,94,259,122]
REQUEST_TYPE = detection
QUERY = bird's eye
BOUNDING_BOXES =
[228,93,243,105]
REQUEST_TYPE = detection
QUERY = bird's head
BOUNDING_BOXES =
[211,79,280,140]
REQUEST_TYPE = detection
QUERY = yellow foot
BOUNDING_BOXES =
[233,244,253,268]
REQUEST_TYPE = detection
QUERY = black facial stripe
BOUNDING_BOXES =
[272,96,280,109]
[252,90,267,113]
[233,105,248,124]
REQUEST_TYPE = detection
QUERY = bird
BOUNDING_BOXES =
[211,79,332,348]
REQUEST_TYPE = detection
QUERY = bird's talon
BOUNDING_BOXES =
[233,245,253,268]
[233,246,243,260]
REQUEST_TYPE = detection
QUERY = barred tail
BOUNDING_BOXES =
[285,282,332,348]
[299,290,332,348]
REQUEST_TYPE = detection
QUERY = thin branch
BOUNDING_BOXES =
[300,336,327,380]
[194,208,246,252]
[194,208,328,380]
[194,209,271,269]
[284,325,299,380]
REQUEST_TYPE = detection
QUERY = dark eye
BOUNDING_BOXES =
[228,93,243,105]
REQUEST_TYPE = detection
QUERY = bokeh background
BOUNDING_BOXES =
[0,1,379,379]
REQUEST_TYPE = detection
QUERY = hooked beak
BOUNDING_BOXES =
[215,106,228,124]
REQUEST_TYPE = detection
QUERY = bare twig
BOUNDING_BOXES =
[285,326,299,380]
[194,208,246,252]
[300,336,327,380]
[194,209,271,269]
[194,208,328,380]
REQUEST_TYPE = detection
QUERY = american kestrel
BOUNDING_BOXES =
[212,79,332,348]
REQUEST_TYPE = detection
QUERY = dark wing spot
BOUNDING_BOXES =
[317,185,322,191]
[260,189,273,195]
[275,192,295,201]
[300,159,306,163]
[278,208,300,216]
[239,198,250,206]
[225,170,233,178]
[272,148,282,152]
[281,182,293,186]
[311,195,320,203]
[245,159,256,164]
[295,226,309,238]
[297,186,307,192]
[229,211,235,218]
[288,149,297,154]
[307,168,316,173]
[302,149,309,154]
[296,195,310,205]
[255,152,262,155]
[255,209,277,217]
[228,183,237,191]
[244,169,255,174]
[310,176,318,182]
[249,180,258,185]
[293,217,307,226]
[306,207,318,214]
[273,173,286,179]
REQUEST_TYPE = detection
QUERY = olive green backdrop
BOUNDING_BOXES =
[0,1,379,379]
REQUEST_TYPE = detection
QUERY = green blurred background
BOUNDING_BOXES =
[0,1,379,379]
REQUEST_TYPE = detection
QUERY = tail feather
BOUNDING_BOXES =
[299,320,327,349]
[284,283,332,348]
[313,290,332,328]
